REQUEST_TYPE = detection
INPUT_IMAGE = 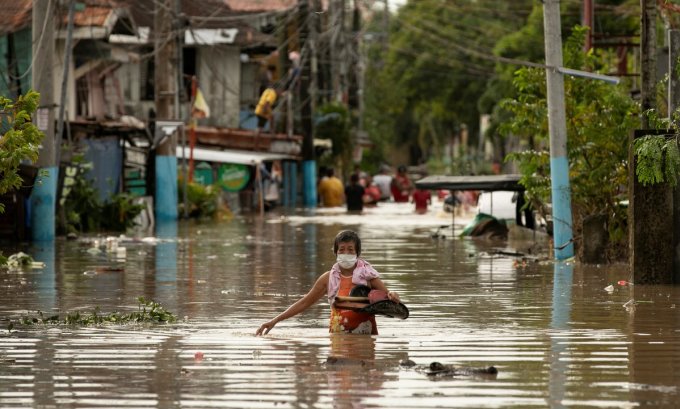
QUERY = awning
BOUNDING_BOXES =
[415,174,524,191]
[176,146,295,165]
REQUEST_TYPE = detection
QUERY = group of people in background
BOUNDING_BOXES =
[317,164,432,214]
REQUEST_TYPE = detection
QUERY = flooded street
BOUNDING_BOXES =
[2,202,680,408]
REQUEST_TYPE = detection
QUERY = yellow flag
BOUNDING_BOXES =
[192,88,210,119]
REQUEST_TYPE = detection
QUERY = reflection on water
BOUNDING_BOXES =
[1,202,680,408]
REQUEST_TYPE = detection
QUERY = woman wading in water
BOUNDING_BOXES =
[255,230,400,335]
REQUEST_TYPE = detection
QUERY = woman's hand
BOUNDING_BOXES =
[387,291,400,303]
[256,320,277,336]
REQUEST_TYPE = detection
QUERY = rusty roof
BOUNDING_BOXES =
[0,0,285,47]
[72,6,114,27]
[0,0,130,35]
[0,0,32,35]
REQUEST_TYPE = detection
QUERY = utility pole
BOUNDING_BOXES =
[355,0,365,134]
[671,30,680,283]
[30,0,57,241]
[542,0,574,260]
[310,0,321,122]
[300,0,317,207]
[154,0,178,221]
[329,0,345,102]
[583,0,593,51]
[627,0,673,284]
[56,0,76,157]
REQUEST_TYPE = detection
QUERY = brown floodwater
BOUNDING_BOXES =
[1,202,679,408]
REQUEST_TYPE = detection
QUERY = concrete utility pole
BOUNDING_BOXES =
[154,0,178,221]
[329,0,345,102]
[300,0,317,207]
[542,0,574,260]
[56,0,76,157]
[351,0,362,129]
[628,1,673,284]
[30,0,57,241]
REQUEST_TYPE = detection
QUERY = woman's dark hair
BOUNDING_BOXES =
[333,230,361,255]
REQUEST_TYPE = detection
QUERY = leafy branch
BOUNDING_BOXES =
[0,90,44,213]
[633,135,680,186]
[634,109,680,186]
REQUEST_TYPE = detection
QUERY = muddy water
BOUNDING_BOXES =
[1,203,680,408]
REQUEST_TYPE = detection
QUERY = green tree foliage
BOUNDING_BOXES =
[363,1,639,167]
[0,90,44,212]
[481,0,637,161]
[178,180,220,219]
[364,0,535,163]
[501,27,639,259]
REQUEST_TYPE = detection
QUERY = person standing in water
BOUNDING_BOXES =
[255,230,400,335]
[345,174,365,212]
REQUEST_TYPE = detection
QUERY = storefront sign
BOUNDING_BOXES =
[217,163,250,192]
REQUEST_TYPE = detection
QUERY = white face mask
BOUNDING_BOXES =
[336,254,357,269]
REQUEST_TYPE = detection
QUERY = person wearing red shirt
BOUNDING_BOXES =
[390,165,413,202]
[412,188,432,214]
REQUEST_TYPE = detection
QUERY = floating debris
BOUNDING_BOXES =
[400,359,498,378]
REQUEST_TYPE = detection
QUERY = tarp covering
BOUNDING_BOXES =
[415,174,524,191]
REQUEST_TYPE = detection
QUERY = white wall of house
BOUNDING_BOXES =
[197,45,241,128]
[115,60,155,121]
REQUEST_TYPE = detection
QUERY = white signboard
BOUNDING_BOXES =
[36,108,49,131]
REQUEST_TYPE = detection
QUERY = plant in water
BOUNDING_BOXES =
[633,109,680,186]
[0,252,45,271]
[57,153,144,234]
[7,297,177,331]
[178,179,219,218]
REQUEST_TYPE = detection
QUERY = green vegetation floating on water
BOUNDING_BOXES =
[0,252,44,270]
[7,297,177,332]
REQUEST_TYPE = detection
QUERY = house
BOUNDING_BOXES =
[0,1,310,231]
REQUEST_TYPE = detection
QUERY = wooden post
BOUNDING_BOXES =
[189,76,197,182]
[669,30,680,283]
[628,1,673,284]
